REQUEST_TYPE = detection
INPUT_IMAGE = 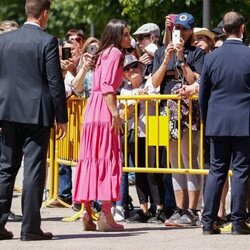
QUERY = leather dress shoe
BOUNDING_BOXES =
[8,211,23,222]
[232,223,250,235]
[20,231,53,241]
[0,228,13,240]
[203,224,221,235]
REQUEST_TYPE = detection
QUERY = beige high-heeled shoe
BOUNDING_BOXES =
[97,211,124,231]
[82,211,97,231]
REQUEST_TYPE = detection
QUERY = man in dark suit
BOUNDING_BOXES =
[0,0,68,241]
[199,11,250,235]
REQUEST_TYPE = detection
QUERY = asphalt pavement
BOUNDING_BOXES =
[1,169,249,250]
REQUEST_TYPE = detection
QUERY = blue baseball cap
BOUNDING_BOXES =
[174,12,195,30]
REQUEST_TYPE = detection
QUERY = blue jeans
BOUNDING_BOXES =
[116,172,128,206]
[58,164,72,200]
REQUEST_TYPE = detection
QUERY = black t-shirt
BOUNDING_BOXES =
[152,43,206,94]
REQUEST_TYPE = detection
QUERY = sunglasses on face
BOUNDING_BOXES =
[137,34,151,41]
[69,37,82,43]
[124,62,139,72]
[174,25,188,31]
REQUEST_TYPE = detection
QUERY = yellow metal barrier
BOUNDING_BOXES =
[45,95,232,223]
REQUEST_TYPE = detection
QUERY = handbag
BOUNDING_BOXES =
[160,80,200,141]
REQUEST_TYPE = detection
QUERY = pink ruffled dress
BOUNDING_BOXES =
[73,47,123,202]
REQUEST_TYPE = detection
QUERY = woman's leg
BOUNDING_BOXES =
[181,130,201,210]
[170,138,188,210]
[82,201,96,231]
[100,201,123,230]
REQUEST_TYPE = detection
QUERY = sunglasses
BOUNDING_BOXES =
[124,62,139,72]
[137,34,151,41]
[69,37,82,43]
[174,25,188,31]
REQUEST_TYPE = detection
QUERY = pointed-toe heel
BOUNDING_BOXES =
[82,211,97,231]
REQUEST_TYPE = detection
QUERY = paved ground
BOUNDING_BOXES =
[2,184,250,250]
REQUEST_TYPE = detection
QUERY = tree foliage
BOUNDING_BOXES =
[0,0,250,39]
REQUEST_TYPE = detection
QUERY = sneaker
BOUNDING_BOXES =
[114,207,125,222]
[148,209,166,224]
[126,209,151,223]
[164,208,182,226]
[174,209,200,227]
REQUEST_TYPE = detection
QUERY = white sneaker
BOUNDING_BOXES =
[114,206,125,222]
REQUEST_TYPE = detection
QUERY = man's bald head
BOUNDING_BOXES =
[223,11,244,36]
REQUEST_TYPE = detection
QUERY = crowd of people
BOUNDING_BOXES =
[0,0,249,241]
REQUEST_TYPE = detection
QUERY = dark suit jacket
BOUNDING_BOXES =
[199,39,250,136]
[0,23,68,127]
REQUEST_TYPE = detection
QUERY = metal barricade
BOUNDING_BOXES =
[46,95,231,223]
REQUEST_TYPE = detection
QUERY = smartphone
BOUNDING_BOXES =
[172,30,181,45]
[62,47,71,60]
[87,44,98,55]
[168,14,177,31]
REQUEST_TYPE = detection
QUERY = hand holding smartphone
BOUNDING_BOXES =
[87,44,98,55]
[167,14,177,31]
[62,47,71,60]
[172,30,181,46]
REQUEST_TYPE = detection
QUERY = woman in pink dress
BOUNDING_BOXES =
[73,19,131,231]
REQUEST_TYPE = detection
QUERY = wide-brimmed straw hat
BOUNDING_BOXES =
[193,27,215,42]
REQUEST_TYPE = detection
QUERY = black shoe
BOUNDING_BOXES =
[148,209,166,224]
[232,223,250,235]
[20,231,53,241]
[0,228,13,240]
[203,224,221,235]
[126,209,150,223]
[8,211,23,222]
[215,215,231,227]
[72,203,82,211]
[165,208,176,220]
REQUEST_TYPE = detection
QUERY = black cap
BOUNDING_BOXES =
[212,21,224,35]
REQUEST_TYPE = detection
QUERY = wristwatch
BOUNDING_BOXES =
[177,58,186,67]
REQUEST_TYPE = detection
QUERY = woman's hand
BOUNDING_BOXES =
[111,113,123,135]
[81,53,94,71]
[177,83,199,99]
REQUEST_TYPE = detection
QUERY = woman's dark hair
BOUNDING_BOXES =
[95,19,128,65]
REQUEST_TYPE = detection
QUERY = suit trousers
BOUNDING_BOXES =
[0,121,50,234]
[202,136,250,227]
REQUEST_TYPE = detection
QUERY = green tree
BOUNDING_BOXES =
[0,0,250,39]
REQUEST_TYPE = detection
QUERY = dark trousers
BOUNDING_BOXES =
[160,147,177,210]
[133,138,164,205]
[0,121,50,234]
[202,136,250,227]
